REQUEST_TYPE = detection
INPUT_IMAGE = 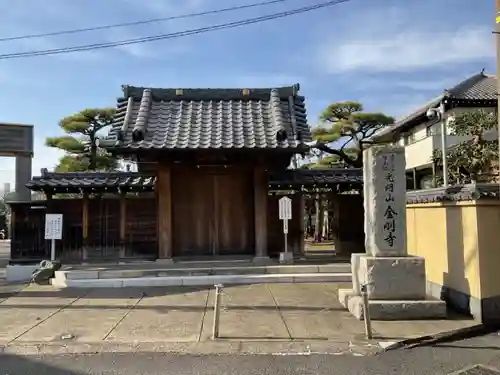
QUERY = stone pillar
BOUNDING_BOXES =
[15,155,32,201]
[339,145,446,320]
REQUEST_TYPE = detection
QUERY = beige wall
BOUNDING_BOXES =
[475,201,500,299]
[395,107,497,170]
[407,200,500,306]
[407,202,482,300]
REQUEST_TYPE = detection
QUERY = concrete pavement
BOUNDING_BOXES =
[0,239,9,269]
[0,283,476,356]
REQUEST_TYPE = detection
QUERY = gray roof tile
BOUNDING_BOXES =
[26,170,156,193]
[268,168,362,187]
[446,73,497,100]
[102,84,311,151]
[373,71,497,140]
[26,169,361,193]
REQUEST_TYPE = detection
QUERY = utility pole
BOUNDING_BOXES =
[496,0,500,185]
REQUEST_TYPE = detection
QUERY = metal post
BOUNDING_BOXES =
[495,0,500,189]
[212,284,223,340]
[360,284,373,340]
[439,102,449,188]
[284,224,288,254]
[50,238,56,261]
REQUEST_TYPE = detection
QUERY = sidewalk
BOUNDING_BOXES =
[0,283,476,356]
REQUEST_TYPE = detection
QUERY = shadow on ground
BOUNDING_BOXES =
[0,353,85,375]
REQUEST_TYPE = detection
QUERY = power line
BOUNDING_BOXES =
[0,0,349,60]
[0,0,290,43]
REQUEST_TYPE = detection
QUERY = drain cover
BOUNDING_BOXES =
[451,365,500,375]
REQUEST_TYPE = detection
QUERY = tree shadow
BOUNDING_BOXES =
[0,353,86,375]
[441,205,473,317]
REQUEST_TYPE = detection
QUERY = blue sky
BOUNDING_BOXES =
[0,0,496,187]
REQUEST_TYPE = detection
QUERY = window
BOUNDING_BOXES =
[426,121,441,136]
[403,132,415,146]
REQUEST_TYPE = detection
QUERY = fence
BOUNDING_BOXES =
[9,195,158,263]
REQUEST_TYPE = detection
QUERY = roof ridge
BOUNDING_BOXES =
[121,84,301,101]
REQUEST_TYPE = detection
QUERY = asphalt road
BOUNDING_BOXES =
[1,333,499,375]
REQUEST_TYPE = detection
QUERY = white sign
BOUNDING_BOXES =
[282,219,289,234]
[278,196,292,220]
[45,213,63,240]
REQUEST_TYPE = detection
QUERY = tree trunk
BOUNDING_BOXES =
[89,136,97,171]
[314,194,324,242]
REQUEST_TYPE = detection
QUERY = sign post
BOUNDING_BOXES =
[278,196,293,264]
[44,213,63,261]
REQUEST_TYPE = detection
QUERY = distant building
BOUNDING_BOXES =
[371,71,497,190]
[3,182,10,195]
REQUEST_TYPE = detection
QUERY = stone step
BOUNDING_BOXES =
[51,272,353,288]
[56,263,351,281]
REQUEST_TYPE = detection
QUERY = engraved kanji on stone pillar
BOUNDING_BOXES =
[363,145,407,257]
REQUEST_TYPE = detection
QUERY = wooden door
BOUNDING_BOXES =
[172,167,213,257]
[213,170,254,255]
[171,166,255,257]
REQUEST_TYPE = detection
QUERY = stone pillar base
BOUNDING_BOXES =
[338,288,446,320]
[252,256,271,265]
[156,258,175,265]
[339,253,447,320]
[279,252,294,264]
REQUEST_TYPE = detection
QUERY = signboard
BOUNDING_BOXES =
[278,196,292,220]
[45,214,63,240]
[0,123,34,156]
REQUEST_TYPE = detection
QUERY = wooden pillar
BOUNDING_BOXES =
[157,164,173,260]
[253,166,268,261]
[119,193,127,259]
[45,191,54,260]
[291,194,302,255]
[82,193,89,261]
[297,193,305,255]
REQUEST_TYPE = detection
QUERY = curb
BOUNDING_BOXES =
[382,323,500,351]
[0,339,382,356]
[52,273,353,288]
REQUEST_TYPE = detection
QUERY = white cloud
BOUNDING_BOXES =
[229,73,305,88]
[321,26,494,73]
[126,0,206,15]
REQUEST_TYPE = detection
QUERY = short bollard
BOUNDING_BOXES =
[212,284,223,340]
[360,283,373,340]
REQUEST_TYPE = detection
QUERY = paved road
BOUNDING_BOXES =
[0,332,499,375]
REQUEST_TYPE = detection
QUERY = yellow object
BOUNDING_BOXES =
[407,200,500,305]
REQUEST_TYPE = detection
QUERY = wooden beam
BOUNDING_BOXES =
[157,164,173,260]
[253,166,268,259]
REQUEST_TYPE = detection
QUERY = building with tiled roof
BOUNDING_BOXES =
[372,71,497,190]
[100,84,312,154]
[16,83,364,264]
